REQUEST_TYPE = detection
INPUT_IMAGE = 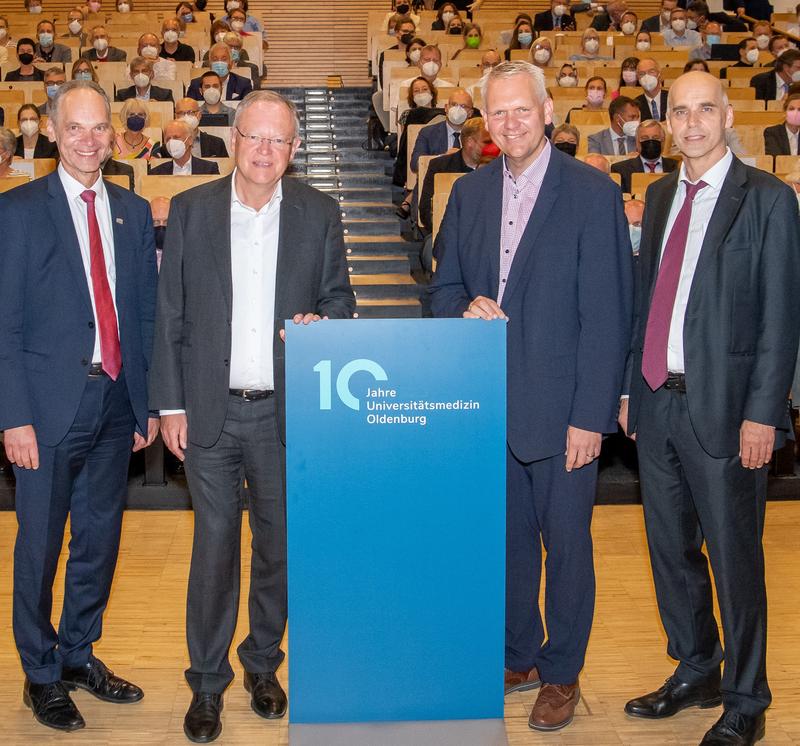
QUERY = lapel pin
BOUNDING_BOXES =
[116,217,124,224]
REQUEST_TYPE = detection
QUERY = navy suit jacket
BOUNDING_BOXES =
[0,171,157,445]
[430,150,633,462]
[411,120,450,173]
[115,84,174,102]
[187,71,252,101]
[750,70,778,102]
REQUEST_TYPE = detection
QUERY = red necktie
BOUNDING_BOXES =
[80,189,122,380]
[641,180,707,390]
[646,161,657,173]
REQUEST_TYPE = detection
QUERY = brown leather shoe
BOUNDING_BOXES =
[504,667,541,695]
[529,681,580,731]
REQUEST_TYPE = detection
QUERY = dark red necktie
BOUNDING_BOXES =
[646,161,657,173]
[641,179,707,390]
[80,189,121,380]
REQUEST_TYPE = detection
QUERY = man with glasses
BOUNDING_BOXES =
[149,89,355,744]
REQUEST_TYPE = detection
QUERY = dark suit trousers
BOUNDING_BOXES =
[505,446,597,684]
[636,385,770,716]
[184,394,287,694]
[13,373,135,684]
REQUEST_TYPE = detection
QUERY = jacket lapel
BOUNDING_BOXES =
[645,170,680,300]
[483,159,503,300]
[275,176,302,319]
[208,174,234,315]
[106,184,130,325]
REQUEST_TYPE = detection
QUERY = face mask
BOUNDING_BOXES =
[466,35,480,49]
[534,48,551,64]
[38,32,53,47]
[231,49,242,64]
[671,19,686,33]
[639,73,659,92]
[226,0,239,9]
[183,13,193,22]
[75,70,92,80]
[29,5,42,13]
[167,138,187,158]
[400,32,414,46]
[203,86,221,104]
[449,26,463,35]
[584,38,599,53]
[587,89,604,105]
[553,141,577,156]
[20,119,39,137]
[621,22,635,35]
[154,224,167,253]
[745,48,760,64]
[93,38,109,52]
[518,31,533,46]
[447,104,468,125]
[687,18,698,29]
[421,60,439,77]
[231,19,244,31]
[413,91,432,107]
[621,119,639,137]
[118,3,130,11]
[127,114,145,131]
[706,34,720,46]
[0,27,7,39]
[163,30,179,43]
[558,74,577,87]
[133,72,150,88]
[553,4,567,16]
[211,60,229,77]
[408,48,421,63]
[46,83,60,98]
[215,31,226,43]
[787,109,800,126]
[396,3,409,13]
[756,34,770,50]
[622,69,637,85]
[68,20,82,33]
[441,11,454,24]
[141,45,158,58]
[636,40,650,51]
[18,53,35,65]
[639,138,662,160]
[628,224,641,254]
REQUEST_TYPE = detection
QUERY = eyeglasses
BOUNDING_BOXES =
[235,127,294,149]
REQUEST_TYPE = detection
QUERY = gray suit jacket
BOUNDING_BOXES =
[35,42,72,63]
[587,128,636,156]
[149,174,356,446]
[81,46,127,62]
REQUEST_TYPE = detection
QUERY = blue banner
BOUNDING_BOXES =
[286,319,506,724]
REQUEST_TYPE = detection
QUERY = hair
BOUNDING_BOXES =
[447,16,464,33]
[120,97,150,126]
[739,37,756,50]
[609,95,635,119]
[769,34,790,53]
[460,116,484,142]
[585,75,607,91]
[513,12,533,25]
[687,0,709,16]
[405,36,426,62]
[796,1,800,12]
[165,117,192,139]
[36,18,54,32]
[620,10,638,22]
[387,12,403,32]
[420,44,441,61]
[479,60,547,110]
[784,91,800,109]
[118,0,134,7]
[18,102,40,120]
[0,15,8,28]
[233,89,301,139]
[48,79,111,126]
[17,36,35,51]
[684,59,710,72]
[71,57,98,81]
[200,70,221,85]
[463,21,481,38]
[90,25,106,36]
[129,56,152,71]
[777,47,800,72]
[395,14,415,30]
[509,20,535,50]
[636,118,663,139]
[44,65,64,80]
[436,2,460,22]
[637,30,651,42]
[210,19,231,44]
[208,41,231,59]
[0,126,16,154]
[407,75,436,107]
[175,1,192,13]
[551,123,580,144]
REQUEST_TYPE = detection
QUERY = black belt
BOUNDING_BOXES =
[664,372,686,392]
[229,388,273,401]
[87,363,106,378]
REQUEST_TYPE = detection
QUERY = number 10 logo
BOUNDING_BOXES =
[313,359,388,411]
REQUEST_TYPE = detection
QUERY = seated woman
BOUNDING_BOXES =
[0,16,14,66]
[5,37,45,80]
[570,28,612,61]
[451,22,481,59]
[684,58,709,72]
[175,1,196,23]
[15,103,58,158]
[565,75,607,123]
[222,0,266,42]
[635,30,651,53]
[619,11,638,37]
[114,99,157,159]
[393,76,444,190]
[530,37,554,70]
[209,19,231,47]
[765,92,800,156]
[71,57,98,81]
[555,62,578,87]
[0,126,29,177]
[611,56,639,99]
[432,3,461,31]
[504,20,534,61]
[551,123,579,156]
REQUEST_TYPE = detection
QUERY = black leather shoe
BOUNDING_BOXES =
[23,679,85,732]
[62,656,143,703]
[700,711,765,745]
[243,671,287,719]
[625,672,722,719]
[184,692,223,744]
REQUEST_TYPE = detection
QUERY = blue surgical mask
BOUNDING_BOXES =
[46,83,59,98]
[706,34,720,46]
[518,31,533,46]
[75,70,92,80]
[629,224,642,254]
[38,32,53,47]
[211,60,229,77]
[183,12,193,22]
[126,114,146,132]
[230,48,240,63]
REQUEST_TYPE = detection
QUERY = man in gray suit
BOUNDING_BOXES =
[34,20,72,63]
[149,89,355,744]
[80,26,127,62]
[587,95,640,156]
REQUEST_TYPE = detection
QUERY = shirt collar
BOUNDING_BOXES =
[502,139,551,187]
[231,168,283,215]
[58,162,107,204]
[678,146,732,190]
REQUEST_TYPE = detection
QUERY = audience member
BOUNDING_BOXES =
[590,0,628,30]
[160,17,195,62]
[446,15,465,37]
[611,118,678,192]
[552,123,579,155]
[101,153,135,188]
[114,99,156,158]
[752,20,772,51]
[410,88,473,173]
[221,0,266,42]
[222,32,260,88]
[504,20,535,61]
[38,66,66,115]
[662,7,702,46]
[589,96,640,155]
[150,119,219,175]
[623,198,644,254]
[635,30,652,53]
[34,19,72,63]
[566,76,607,122]
[0,16,12,67]
[689,21,722,60]
[61,8,88,47]
[81,26,127,62]
[381,1,421,32]
[534,0,577,31]
[149,195,169,268]
[432,3,460,31]
[720,37,759,78]
[196,71,235,124]
[400,45,455,97]
[451,23,482,59]
[529,38,554,69]
[686,0,746,31]
[209,19,231,47]
[764,91,800,155]
[615,57,640,94]
[175,1,195,23]
[71,57,97,81]
[684,59,709,72]
[619,11,638,36]
[751,48,800,101]
[116,58,175,102]
[584,152,610,173]
[556,62,578,87]
[571,28,612,61]
[635,58,668,121]
[187,43,252,101]
[393,77,443,189]
[5,38,45,80]
[0,127,28,177]
[480,48,502,72]
[378,14,416,84]
[767,34,793,65]
[499,12,533,46]
[173,96,230,157]
[14,103,57,158]
[641,0,677,33]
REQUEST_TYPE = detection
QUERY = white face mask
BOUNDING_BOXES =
[141,44,158,58]
[622,69,638,84]
[202,87,221,105]
[20,119,40,137]
[534,48,551,64]
[621,22,635,35]
[413,91,432,107]
[447,104,468,125]
[166,138,187,159]
[639,73,659,92]
[181,113,200,129]
[687,18,698,29]
[671,19,686,33]
[421,60,440,77]
[441,11,454,24]
[226,0,239,10]
[163,29,179,43]
[215,31,226,43]
[553,4,567,16]
[584,38,600,53]
[756,34,770,50]
[68,19,82,34]
[792,70,800,82]
[408,48,421,63]
[745,48,760,64]
[118,3,129,11]
[558,74,577,87]
[133,72,150,88]
[636,40,650,51]
[231,19,244,31]
[93,37,109,52]
[621,119,639,137]
[28,5,42,13]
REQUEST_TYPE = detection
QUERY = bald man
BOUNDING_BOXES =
[583,153,610,173]
[169,97,229,158]
[410,87,475,172]
[620,71,800,746]
[149,119,219,176]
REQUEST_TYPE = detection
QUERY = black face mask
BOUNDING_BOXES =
[400,32,414,46]
[18,52,34,65]
[154,225,167,253]
[449,26,463,34]
[553,141,577,156]
[396,2,410,13]
[639,138,662,160]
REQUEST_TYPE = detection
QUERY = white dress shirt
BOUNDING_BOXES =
[785,125,799,156]
[645,92,661,120]
[229,170,281,389]
[58,164,118,364]
[661,148,733,373]
[173,157,192,175]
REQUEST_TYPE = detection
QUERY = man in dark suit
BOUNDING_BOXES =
[102,158,135,190]
[686,0,747,30]
[149,119,220,175]
[750,48,800,101]
[640,0,675,33]
[149,90,355,744]
[430,61,632,733]
[174,97,230,158]
[186,43,252,102]
[410,88,474,172]
[612,119,679,192]
[0,80,158,733]
[635,59,669,121]
[115,58,174,102]
[620,72,800,746]
[81,26,127,62]
[719,37,759,79]
[533,0,577,31]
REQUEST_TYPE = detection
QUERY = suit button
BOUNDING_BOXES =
[224,359,229,366]
[88,321,95,329]
[81,358,88,366]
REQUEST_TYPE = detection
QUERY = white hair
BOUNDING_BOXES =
[479,60,547,113]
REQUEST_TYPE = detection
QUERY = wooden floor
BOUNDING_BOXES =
[0,504,798,745]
